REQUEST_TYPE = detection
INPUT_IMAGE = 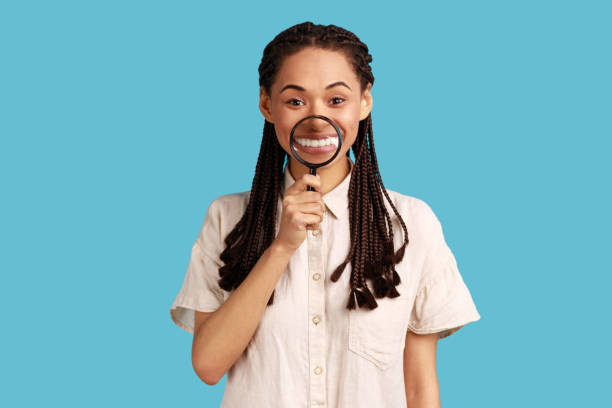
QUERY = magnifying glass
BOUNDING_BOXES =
[289,115,343,192]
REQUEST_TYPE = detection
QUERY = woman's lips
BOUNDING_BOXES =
[293,134,339,154]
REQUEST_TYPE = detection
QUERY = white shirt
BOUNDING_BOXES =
[170,157,481,407]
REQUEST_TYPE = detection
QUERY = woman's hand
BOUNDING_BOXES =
[274,173,325,253]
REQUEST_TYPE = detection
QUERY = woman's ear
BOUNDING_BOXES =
[359,82,373,121]
[259,86,274,123]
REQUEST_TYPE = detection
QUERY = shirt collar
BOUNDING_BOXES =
[282,157,354,220]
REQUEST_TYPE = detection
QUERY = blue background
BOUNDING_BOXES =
[1,0,610,406]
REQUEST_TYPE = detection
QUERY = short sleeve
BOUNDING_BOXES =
[408,201,481,339]
[170,199,227,334]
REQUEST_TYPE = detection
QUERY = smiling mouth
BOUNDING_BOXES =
[295,136,339,148]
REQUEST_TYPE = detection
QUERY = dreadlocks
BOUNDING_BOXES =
[217,22,409,310]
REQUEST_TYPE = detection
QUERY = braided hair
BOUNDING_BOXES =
[217,22,409,310]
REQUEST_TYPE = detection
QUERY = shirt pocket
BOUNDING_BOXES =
[348,296,408,370]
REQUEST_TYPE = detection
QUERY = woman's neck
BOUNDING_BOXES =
[288,156,351,195]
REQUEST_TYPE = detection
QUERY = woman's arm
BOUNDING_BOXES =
[191,241,295,385]
[191,173,324,385]
[403,330,441,408]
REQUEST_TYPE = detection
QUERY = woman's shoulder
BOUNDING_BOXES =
[210,190,251,208]
[382,188,445,244]
[383,188,436,221]
[190,191,250,256]
[207,190,251,217]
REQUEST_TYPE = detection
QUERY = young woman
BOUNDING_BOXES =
[170,22,481,408]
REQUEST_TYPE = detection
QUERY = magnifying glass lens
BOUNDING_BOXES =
[290,117,340,166]
[289,115,343,192]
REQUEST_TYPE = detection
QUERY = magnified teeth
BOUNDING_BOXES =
[296,137,338,147]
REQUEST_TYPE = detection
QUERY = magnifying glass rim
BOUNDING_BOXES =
[289,115,343,169]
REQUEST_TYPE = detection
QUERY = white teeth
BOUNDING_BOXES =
[296,136,338,148]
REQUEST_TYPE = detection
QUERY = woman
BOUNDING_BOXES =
[170,21,481,407]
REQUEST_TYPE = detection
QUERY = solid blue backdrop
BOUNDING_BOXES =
[1,0,610,406]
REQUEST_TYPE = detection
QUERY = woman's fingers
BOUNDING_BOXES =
[285,174,321,195]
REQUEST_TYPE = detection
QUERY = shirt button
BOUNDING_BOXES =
[311,227,321,237]
[312,315,321,325]
[314,366,323,375]
[312,273,321,281]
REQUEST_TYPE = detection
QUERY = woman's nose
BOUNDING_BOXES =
[307,99,332,117]
[303,112,333,129]
[305,119,333,133]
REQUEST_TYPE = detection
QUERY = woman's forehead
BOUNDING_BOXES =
[274,48,359,92]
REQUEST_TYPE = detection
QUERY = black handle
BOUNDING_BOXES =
[307,167,316,191]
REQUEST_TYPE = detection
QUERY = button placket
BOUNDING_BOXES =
[307,209,326,407]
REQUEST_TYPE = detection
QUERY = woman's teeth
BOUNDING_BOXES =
[296,137,338,147]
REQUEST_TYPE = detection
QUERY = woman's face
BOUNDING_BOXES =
[259,47,372,169]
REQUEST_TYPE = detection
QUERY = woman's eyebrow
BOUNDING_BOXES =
[280,81,352,94]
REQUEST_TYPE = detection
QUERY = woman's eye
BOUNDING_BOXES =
[286,99,304,106]
[285,97,345,106]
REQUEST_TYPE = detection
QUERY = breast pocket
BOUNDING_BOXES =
[348,295,408,370]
